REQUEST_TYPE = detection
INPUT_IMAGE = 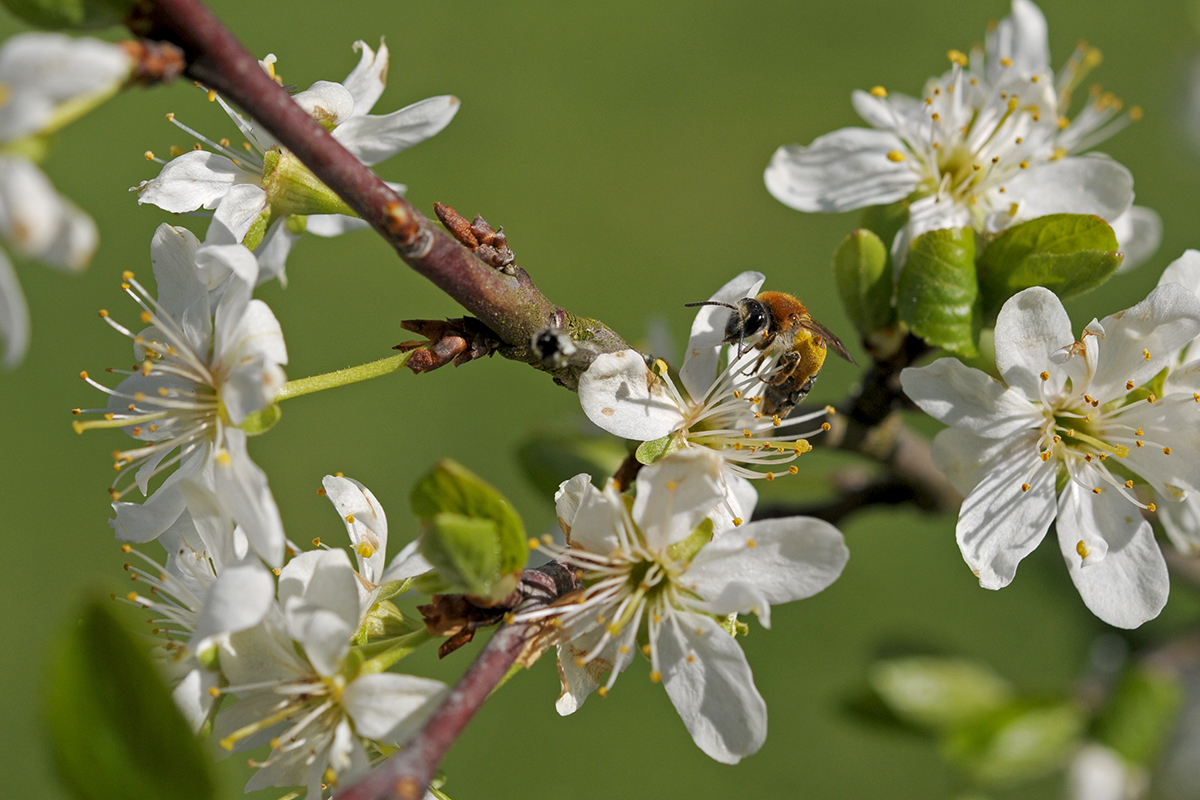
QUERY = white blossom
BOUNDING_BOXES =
[900,284,1200,627]
[764,0,1158,268]
[518,448,848,763]
[136,40,458,285]
[577,271,830,532]
[75,223,288,566]
[0,33,132,367]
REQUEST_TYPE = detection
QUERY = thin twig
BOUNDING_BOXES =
[126,0,629,390]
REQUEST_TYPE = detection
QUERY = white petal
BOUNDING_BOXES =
[305,213,372,237]
[634,449,726,550]
[171,667,217,733]
[293,80,354,124]
[985,0,1050,82]
[191,559,275,650]
[850,90,926,132]
[1110,206,1162,273]
[110,447,208,543]
[932,427,1019,496]
[679,270,765,401]
[322,474,388,584]
[333,95,460,166]
[709,469,758,538]
[211,429,285,567]
[341,40,389,117]
[1056,481,1168,628]
[149,224,211,355]
[0,247,29,368]
[1158,493,1200,556]
[1091,283,1200,398]
[1000,155,1133,223]
[279,549,359,675]
[0,157,65,259]
[578,349,684,441]
[380,539,435,584]
[35,194,97,272]
[658,612,766,764]
[253,217,299,287]
[342,673,447,741]
[684,516,848,623]
[136,151,257,213]
[209,184,268,244]
[565,480,623,555]
[1158,249,1200,299]
[900,358,1042,436]
[765,127,918,213]
[953,438,1056,589]
[554,474,592,534]
[1067,745,1141,800]
[994,287,1074,399]
[555,627,621,715]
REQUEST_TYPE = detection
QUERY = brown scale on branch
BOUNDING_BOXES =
[119,39,186,87]
[434,203,517,274]
[393,317,501,374]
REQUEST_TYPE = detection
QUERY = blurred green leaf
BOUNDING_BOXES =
[1094,664,1184,766]
[859,198,911,254]
[239,403,281,435]
[635,434,675,465]
[976,214,1122,319]
[868,656,1015,732]
[517,430,627,497]
[1,0,129,28]
[411,459,527,575]
[834,228,895,337]
[943,698,1086,785]
[44,598,215,800]
[418,512,519,602]
[897,228,980,357]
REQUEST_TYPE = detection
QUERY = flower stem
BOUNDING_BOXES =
[358,629,433,675]
[275,353,412,401]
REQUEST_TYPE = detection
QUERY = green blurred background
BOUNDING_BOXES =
[3,0,1200,797]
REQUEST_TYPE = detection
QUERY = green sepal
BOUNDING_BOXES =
[355,599,422,643]
[834,228,895,336]
[44,598,216,800]
[868,656,1015,732]
[285,214,308,235]
[357,629,433,675]
[1093,664,1184,765]
[635,433,677,465]
[262,149,357,218]
[897,227,981,357]
[667,517,713,564]
[516,429,627,500]
[942,697,1086,785]
[241,208,273,252]
[976,214,1122,319]
[1,0,131,29]
[718,613,749,638]
[411,460,527,575]
[238,403,281,435]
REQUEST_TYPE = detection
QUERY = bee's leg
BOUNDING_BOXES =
[767,351,802,386]
[762,373,818,420]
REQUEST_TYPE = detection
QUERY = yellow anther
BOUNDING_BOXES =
[930,112,940,121]
[1164,446,1172,455]
[126,591,138,602]
[765,472,775,481]
[821,422,831,431]
[887,150,906,162]
[208,687,221,697]
[1129,106,1143,121]
[215,450,232,466]
[1125,480,1134,488]
[1040,371,1050,381]
[207,88,216,102]
[1136,429,1144,436]
[666,480,678,491]
[143,150,155,160]
[79,370,89,380]
[649,671,662,683]
[1015,137,1023,144]
[527,538,539,550]
[1009,202,1020,216]
[746,539,758,549]
[732,517,743,526]
[1143,348,1151,361]
[311,537,321,546]
[1040,452,1051,462]
[1148,503,1157,512]
[1147,394,1157,404]
[344,513,355,523]
[947,49,968,66]
[789,465,799,475]
[1001,57,1013,67]
[1136,441,1144,448]
[743,429,752,438]
[653,358,669,375]
[870,85,888,98]
[972,164,981,171]
[772,415,782,427]
[1076,540,1089,559]
[732,390,742,399]
[642,644,652,656]
[1021,483,1030,492]
[1019,160,1029,169]
[355,543,373,559]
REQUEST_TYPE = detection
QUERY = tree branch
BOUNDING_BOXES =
[126,0,629,390]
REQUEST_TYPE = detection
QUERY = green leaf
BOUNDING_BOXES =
[868,656,1015,732]
[977,214,1122,319]
[897,228,980,356]
[835,228,895,337]
[1,0,131,28]
[411,460,527,575]
[1094,664,1184,765]
[943,698,1086,785]
[44,598,215,800]
[635,434,676,465]
[419,513,502,597]
[239,403,281,435]
[516,431,626,499]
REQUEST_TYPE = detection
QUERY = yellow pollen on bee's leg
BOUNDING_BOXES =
[1076,540,1089,559]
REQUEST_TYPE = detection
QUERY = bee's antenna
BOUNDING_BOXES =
[683,301,739,310]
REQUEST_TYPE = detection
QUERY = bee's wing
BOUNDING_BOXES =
[801,318,858,366]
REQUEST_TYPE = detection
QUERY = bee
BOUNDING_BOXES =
[685,291,856,418]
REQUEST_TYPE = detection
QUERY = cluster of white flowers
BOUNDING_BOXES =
[765,0,1160,268]
[124,473,441,797]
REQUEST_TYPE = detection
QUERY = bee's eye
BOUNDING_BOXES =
[743,304,768,337]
